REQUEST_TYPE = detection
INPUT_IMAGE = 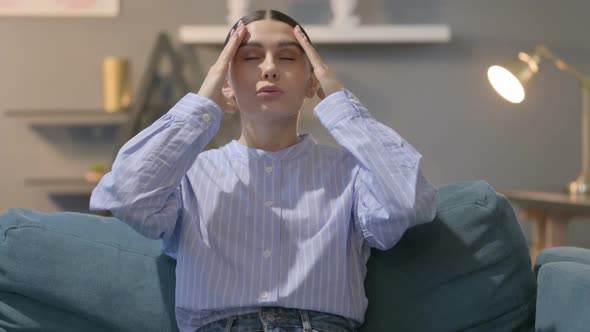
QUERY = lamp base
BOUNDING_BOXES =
[569,180,590,195]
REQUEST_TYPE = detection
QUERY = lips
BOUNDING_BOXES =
[256,85,284,97]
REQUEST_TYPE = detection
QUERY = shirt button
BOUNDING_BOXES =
[263,250,272,258]
[265,201,274,207]
[265,167,273,174]
[259,291,269,299]
[202,113,211,122]
[266,313,275,322]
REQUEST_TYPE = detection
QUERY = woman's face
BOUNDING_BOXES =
[227,19,316,121]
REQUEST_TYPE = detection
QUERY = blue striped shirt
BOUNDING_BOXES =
[90,89,437,331]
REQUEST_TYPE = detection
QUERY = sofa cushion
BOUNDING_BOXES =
[0,291,109,332]
[534,246,590,275]
[536,261,590,331]
[0,208,178,332]
[360,180,536,332]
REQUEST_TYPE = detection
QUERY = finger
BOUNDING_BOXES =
[293,25,324,70]
[218,21,247,65]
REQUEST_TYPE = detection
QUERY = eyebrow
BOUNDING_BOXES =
[238,40,304,53]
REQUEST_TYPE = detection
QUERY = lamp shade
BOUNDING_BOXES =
[487,52,541,104]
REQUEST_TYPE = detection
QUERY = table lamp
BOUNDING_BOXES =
[487,45,590,195]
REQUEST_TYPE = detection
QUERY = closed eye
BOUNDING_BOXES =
[280,57,295,61]
[244,57,261,60]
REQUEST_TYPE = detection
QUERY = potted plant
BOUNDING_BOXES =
[85,162,108,183]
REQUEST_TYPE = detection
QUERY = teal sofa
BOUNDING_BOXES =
[0,180,588,331]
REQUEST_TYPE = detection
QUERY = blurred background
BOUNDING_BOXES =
[1,0,589,247]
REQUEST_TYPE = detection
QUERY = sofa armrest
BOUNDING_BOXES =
[0,208,178,332]
[534,247,590,276]
[535,261,590,332]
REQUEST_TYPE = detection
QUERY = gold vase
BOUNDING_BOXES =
[102,56,131,113]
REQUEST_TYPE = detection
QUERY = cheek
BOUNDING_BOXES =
[288,65,312,86]
[228,69,245,91]
[298,62,313,82]
[284,60,308,75]
[231,63,258,85]
[301,57,312,74]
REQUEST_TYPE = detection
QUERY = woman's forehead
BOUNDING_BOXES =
[244,19,297,44]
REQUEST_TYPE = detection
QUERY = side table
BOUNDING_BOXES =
[502,190,590,263]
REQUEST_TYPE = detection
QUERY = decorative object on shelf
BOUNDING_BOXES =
[330,0,359,28]
[0,0,119,17]
[114,32,191,160]
[487,44,590,195]
[226,0,250,25]
[85,162,108,183]
[102,56,131,113]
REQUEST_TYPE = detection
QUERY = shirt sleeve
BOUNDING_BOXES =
[314,89,438,250]
[89,93,222,242]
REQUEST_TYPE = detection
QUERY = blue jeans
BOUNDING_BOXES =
[197,307,357,332]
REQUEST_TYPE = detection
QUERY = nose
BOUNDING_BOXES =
[263,72,278,80]
[261,56,279,81]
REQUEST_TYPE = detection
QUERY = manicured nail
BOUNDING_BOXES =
[295,25,305,38]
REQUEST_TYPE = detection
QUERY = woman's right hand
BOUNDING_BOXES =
[197,21,247,113]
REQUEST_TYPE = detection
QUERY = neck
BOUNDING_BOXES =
[238,114,301,152]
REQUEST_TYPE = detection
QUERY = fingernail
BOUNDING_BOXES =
[238,20,243,28]
[296,25,305,37]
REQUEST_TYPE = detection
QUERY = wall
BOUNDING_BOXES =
[1,0,590,247]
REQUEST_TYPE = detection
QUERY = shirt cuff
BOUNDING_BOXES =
[168,93,222,129]
[313,89,370,129]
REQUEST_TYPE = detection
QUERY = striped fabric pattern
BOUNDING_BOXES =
[90,90,437,331]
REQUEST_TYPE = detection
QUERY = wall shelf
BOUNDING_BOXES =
[25,177,97,195]
[4,109,129,126]
[25,177,111,214]
[179,24,451,44]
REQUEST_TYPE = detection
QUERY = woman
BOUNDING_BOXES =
[90,9,437,332]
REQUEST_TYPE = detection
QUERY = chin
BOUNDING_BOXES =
[253,104,300,119]
[263,97,304,110]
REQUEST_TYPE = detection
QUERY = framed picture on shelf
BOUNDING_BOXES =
[0,0,119,17]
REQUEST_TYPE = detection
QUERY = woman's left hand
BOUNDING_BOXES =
[293,25,344,100]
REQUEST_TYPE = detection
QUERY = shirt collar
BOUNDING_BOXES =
[224,133,316,161]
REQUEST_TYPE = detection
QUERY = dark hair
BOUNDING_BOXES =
[223,9,312,46]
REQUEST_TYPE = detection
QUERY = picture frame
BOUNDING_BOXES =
[0,0,119,17]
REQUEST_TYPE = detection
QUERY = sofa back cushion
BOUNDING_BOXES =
[360,180,536,332]
[0,208,178,332]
